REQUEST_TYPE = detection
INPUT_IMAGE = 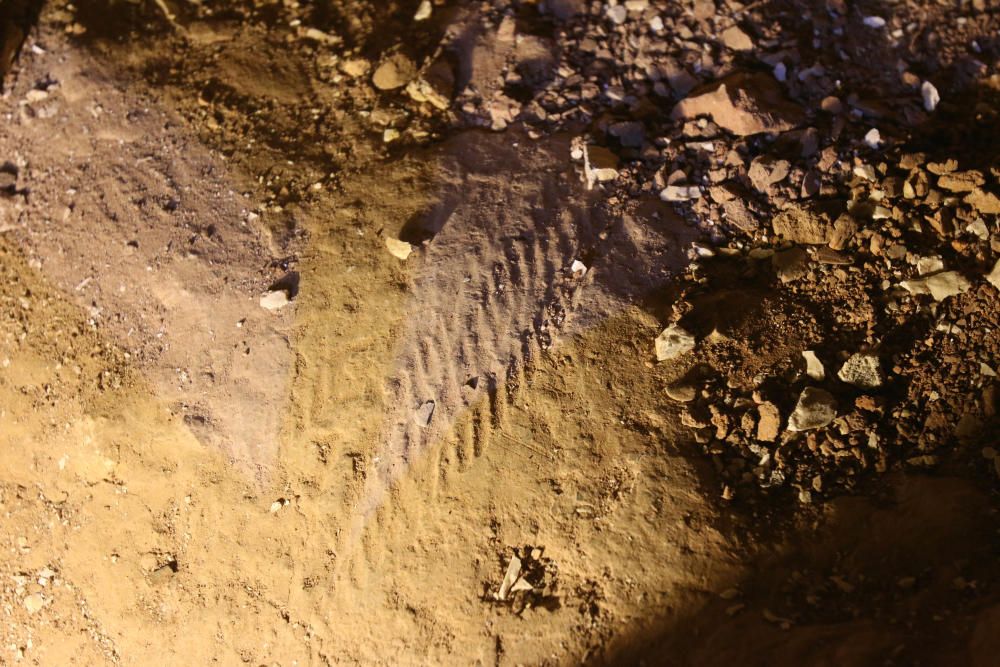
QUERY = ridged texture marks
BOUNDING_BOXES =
[357,139,594,521]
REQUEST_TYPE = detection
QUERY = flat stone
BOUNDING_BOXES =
[721,198,757,233]
[900,271,971,301]
[405,58,455,110]
[815,247,851,265]
[937,171,984,193]
[665,382,696,402]
[671,72,804,137]
[23,593,44,614]
[917,256,944,275]
[788,387,837,431]
[966,189,1000,214]
[372,54,417,90]
[771,205,832,245]
[259,290,290,311]
[802,351,825,380]
[414,400,435,427]
[927,159,957,175]
[837,353,883,389]
[655,324,696,362]
[386,237,414,260]
[748,156,790,193]
[720,26,754,51]
[660,185,701,201]
[340,59,371,78]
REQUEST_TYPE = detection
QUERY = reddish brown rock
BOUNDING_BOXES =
[757,402,781,442]
[828,214,858,250]
[671,72,805,137]
[937,170,985,192]
[966,189,1000,214]
[771,205,832,245]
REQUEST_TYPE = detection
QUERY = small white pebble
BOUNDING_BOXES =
[773,62,787,82]
[863,16,886,28]
[921,81,940,112]
[606,4,627,24]
[864,128,881,149]
[413,0,432,21]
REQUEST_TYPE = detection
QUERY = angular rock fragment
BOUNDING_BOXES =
[660,185,700,202]
[413,0,432,20]
[828,214,858,251]
[917,256,944,275]
[966,189,1000,214]
[937,171,984,192]
[373,53,416,90]
[802,351,825,380]
[655,324,696,362]
[787,387,837,432]
[756,402,781,442]
[748,156,790,193]
[837,353,883,389]
[497,555,521,601]
[900,271,971,301]
[720,26,753,51]
[259,289,291,311]
[386,237,414,260]
[671,72,804,137]
[406,58,454,110]
[863,128,881,149]
[414,400,435,427]
[584,145,619,185]
[721,198,757,233]
[340,59,370,78]
[986,259,1000,291]
[771,205,832,245]
[926,159,956,175]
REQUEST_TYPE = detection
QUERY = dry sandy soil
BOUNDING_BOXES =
[1,0,999,665]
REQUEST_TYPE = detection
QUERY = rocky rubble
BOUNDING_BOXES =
[86,0,998,507]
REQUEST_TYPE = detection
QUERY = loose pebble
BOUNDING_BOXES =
[921,81,940,112]
[386,237,414,260]
[802,351,825,380]
[788,387,837,432]
[837,353,883,389]
[655,324,696,362]
[259,289,291,311]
